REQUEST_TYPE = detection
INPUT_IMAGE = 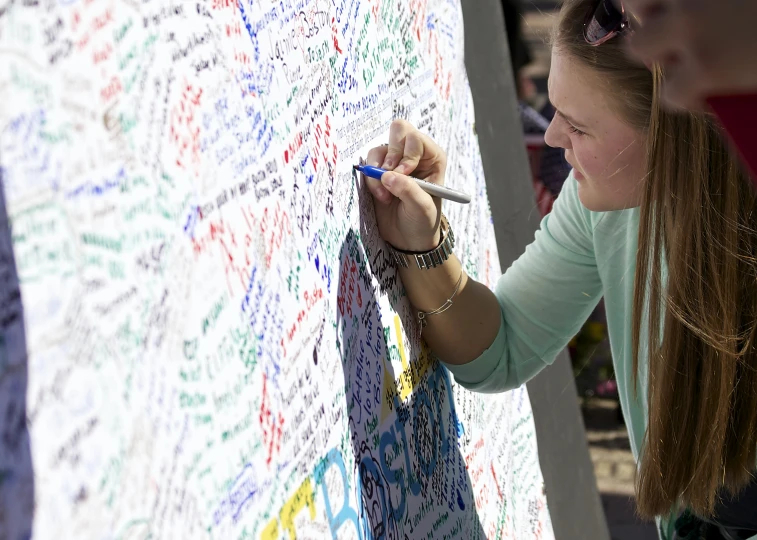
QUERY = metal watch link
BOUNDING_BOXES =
[385,214,455,270]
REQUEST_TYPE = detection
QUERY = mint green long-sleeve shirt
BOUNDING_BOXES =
[442,172,757,540]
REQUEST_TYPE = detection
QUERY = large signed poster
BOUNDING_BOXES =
[0,0,554,538]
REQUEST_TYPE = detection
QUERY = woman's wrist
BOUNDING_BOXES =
[398,255,466,314]
[386,215,453,270]
[388,229,441,253]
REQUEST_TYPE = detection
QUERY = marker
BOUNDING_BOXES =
[353,165,471,204]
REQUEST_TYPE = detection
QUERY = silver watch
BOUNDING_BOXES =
[386,215,456,270]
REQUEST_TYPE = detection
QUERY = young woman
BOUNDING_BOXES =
[362,0,757,538]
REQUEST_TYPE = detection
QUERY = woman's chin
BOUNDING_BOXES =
[576,184,606,212]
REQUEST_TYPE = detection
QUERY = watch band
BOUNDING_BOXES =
[386,215,456,270]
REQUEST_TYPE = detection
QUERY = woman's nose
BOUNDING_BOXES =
[544,118,570,150]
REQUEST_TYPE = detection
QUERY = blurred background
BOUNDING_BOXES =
[504,1,657,538]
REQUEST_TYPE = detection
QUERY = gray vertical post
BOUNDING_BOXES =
[459,1,611,539]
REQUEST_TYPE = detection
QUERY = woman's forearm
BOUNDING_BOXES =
[398,255,502,364]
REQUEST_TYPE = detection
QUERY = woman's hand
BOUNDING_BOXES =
[363,120,447,252]
[363,122,502,366]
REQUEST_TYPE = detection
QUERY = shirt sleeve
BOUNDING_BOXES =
[442,172,603,393]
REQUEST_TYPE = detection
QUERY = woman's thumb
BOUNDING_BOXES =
[381,171,436,214]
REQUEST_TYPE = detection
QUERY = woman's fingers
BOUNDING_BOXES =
[382,120,412,170]
[384,121,447,182]
[364,146,392,203]
[365,121,448,204]
[415,130,447,184]
[395,131,424,176]
[380,171,439,220]
[365,145,389,167]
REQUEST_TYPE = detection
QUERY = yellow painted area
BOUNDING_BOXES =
[393,315,410,372]
[261,519,279,540]
[380,316,435,422]
[279,477,316,539]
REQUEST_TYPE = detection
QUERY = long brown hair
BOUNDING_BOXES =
[555,0,757,519]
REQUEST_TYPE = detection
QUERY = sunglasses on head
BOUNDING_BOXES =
[584,0,631,46]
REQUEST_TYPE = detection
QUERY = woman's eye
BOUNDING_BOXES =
[568,125,586,137]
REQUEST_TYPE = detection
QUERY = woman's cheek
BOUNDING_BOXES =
[570,146,593,177]
[574,143,605,179]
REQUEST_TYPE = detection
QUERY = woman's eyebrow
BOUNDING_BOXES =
[556,109,589,129]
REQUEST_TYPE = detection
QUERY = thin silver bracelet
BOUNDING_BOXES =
[417,268,464,328]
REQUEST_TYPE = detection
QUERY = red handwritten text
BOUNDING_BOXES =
[337,255,363,319]
[169,80,203,175]
[259,374,284,467]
